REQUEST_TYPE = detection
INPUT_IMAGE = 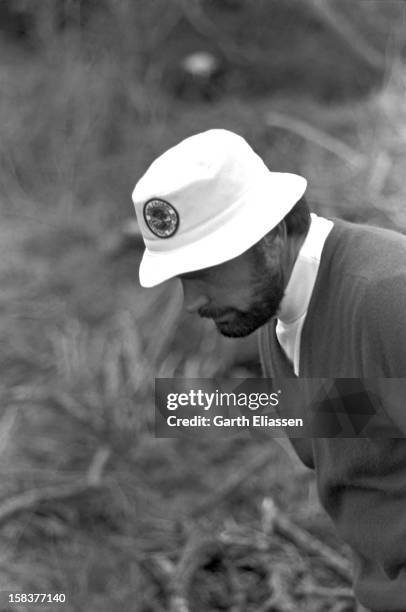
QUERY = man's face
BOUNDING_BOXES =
[178,238,285,337]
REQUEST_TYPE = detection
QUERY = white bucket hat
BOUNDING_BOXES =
[132,129,307,287]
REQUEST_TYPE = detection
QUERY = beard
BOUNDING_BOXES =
[198,267,285,338]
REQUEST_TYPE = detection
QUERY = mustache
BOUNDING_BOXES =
[198,306,237,319]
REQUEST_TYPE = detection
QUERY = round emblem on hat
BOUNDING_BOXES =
[143,198,179,238]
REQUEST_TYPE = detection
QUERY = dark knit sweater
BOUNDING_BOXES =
[258,218,406,611]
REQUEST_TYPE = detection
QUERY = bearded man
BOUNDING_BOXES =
[132,129,406,612]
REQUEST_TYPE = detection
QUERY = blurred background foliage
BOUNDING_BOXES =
[1,1,406,610]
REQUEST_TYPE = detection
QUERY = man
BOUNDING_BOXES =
[132,129,406,612]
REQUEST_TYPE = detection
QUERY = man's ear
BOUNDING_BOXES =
[279,219,288,242]
[257,220,287,269]
[269,220,287,248]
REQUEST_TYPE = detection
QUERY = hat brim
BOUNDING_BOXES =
[139,172,307,287]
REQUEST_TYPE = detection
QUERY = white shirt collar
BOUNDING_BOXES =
[277,213,334,325]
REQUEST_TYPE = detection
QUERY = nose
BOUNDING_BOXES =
[181,280,210,314]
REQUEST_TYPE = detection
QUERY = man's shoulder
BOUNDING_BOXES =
[335,222,406,364]
[327,218,406,284]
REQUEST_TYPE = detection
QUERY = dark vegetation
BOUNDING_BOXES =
[1,1,405,610]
